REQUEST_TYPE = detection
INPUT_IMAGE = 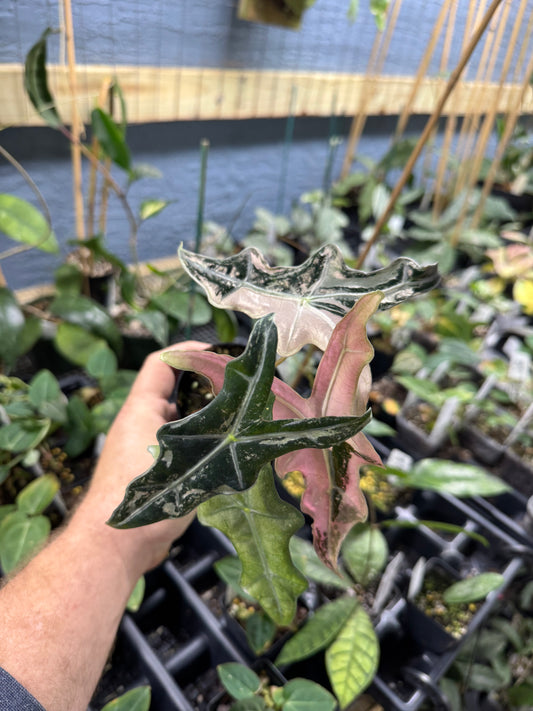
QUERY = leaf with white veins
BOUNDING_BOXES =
[109,315,366,528]
[163,294,383,568]
[179,244,439,356]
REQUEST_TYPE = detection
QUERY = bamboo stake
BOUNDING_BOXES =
[61,0,85,242]
[86,77,113,238]
[356,0,505,268]
[395,0,454,138]
[472,39,533,225]
[450,0,527,242]
[340,0,403,178]
[453,0,510,198]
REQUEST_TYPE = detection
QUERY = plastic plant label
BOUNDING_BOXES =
[502,336,523,358]
[508,351,531,383]
[471,303,495,324]
[429,396,459,445]
[386,448,413,471]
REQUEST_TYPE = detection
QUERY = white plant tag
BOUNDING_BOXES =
[503,336,523,358]
[429,396,459,445]
[387,448,413,472]
[471,303,495,324]
[508,351,531,383]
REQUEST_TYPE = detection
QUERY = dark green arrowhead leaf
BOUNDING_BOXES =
[198,466,306,625]
[179,243,439,356]
[217,663,261,700]
[109,315,363,528]
[0,194,58,253]
[24,28,62,128]
[91,108,131,171]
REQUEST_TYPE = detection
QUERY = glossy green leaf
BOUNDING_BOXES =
[443,573,505,604]
[289,536,352,590]
[0,194,58,253]
[245,611,276,655]
[213,307,238,343]
[18,315,42,357]
[217,663,261,700]
[87,346,118,380]
[199,467,306,626]
[380,519,489,547]
[91,108,131,171]
[139,199,171,221]
[0,512,51,573]
[179,243,439,356]
[507,683,533,707]
[0,288,25,369]
[100,686,151,711]
[54,322,108,367]
[275,596,358,666]
[151,289,212,326]
[54,263,84,296]
[276,679,337,711]
[0,505,17,524]
[341,523,388,587]
[16,474,59,516]
[326,604,379,708]
[64,396,94,457]
[23,28,62,128]
[50,294,122,353]
[395,460,511,497]
[109,315,363,529]
[128,309,169,347]
[0,418,50,453]
[28,369,67,423]
[126,576,146,613]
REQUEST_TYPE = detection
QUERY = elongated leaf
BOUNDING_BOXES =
[0,512,51,574]
[163,295,383,568]
[443,573,505,604]
[109,316,363,528]
[341,523,388,587]
[23,28,62,128]
[275,679,337,711]
[16,474,60,516]
[101,686,151,711]
[50,295,122,353]
[0,195,58,253]
[217,663,261,700]
[275,596,358,666]
[0,418,50,453]
[289,536,352,590]
[139,199,171,221]
[199,466,306,625]
[0,288,25,369]
[91,108,131,171]
[393,459,511,497]
[179,244,439,356]
[325,604,379,708]
[28,369,67,423]
[126,576,146,612]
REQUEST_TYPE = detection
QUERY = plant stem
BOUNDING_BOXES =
[356,0,505,269]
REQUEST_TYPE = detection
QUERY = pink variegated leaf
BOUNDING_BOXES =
[162,292,383,569]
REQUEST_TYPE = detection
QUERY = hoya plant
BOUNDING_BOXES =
[109,245,439,700]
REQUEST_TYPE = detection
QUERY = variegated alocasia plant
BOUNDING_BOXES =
[110,245,438,626]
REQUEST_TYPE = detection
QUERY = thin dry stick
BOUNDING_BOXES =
[340,0,403,178]
[450,0,527,242]
[472,40,533,225]
[62,0,85,242]
[356,0,505,269]
[395,0,454,139]
[453,0,510,198]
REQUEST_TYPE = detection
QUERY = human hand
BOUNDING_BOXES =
[73,341,209,576]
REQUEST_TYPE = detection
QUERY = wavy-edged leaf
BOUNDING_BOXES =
[275,596,358,666]
[16,474,60,516]
[24,28,62,128]
[0,194,58,253]
[179,243,439,356]
[109,316,363,529]
[50,295,122,353]
[91,108,131,171]
[0,512,51,574]
[325,604,379,708]
[163,295,383,568]
[0,288,25,369]
[341,523,388,587]
[101,686,151,711]
[198,466,306,625]
[443,573,505,604]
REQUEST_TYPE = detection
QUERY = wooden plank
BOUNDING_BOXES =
[1,63,532,127]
